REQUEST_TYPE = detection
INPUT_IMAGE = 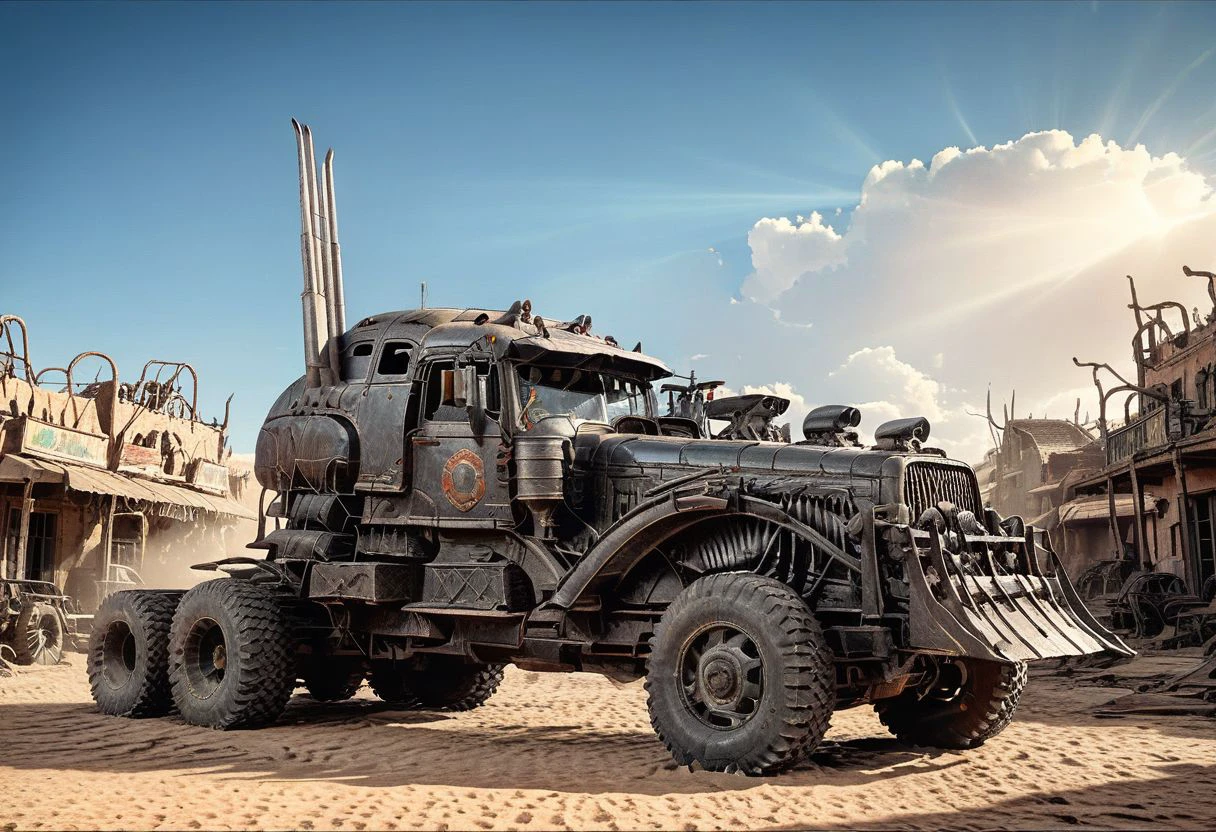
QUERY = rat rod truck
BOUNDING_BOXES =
[87,122,1130,775]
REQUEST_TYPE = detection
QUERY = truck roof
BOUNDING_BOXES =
[350,307,672,381]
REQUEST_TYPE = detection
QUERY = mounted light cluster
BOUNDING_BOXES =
[475,299,638,352]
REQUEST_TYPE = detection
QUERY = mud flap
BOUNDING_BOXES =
[901,526,1133,663]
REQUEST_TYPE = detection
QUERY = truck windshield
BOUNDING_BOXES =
[517,366,650,428]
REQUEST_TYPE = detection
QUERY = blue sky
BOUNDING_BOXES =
[4,1,1216,456]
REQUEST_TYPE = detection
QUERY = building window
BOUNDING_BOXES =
[5,509,57,583]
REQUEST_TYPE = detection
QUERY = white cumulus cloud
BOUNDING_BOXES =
[730,130,1216,463]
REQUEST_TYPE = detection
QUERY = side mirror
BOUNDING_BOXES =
[442,366,479,407]
[444,365,485,433]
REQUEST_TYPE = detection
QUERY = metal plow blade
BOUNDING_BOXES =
[901,527,1134,663]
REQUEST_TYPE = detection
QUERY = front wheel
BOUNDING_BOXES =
[875,658,1027,749]
[646,573,835,775]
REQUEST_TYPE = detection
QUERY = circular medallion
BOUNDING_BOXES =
[442,449,485,512]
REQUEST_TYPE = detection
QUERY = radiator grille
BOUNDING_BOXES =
[904,462,982,519]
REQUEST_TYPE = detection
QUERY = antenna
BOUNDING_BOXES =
[421,282,427,309]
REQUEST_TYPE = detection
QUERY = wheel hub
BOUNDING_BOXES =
[183,617,227,698]
[679,624,764,730]
[701,653,742,703]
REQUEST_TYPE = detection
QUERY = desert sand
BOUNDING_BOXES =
[1,652,1214,831]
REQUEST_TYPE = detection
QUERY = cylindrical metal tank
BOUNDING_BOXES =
[514,434,566,502]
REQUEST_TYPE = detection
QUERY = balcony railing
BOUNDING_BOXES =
[1107,403,1180,464]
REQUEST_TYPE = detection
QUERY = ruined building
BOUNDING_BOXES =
[1071,266,1216,598]
[0,315,253,615]
[972,394,1147,575]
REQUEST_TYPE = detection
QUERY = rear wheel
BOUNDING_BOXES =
[369,655,504,711]
[88,591,179,716]
[14,600,65,666]
[169,580,294,729]
[876,658,1027,749]
[646,573,835,775]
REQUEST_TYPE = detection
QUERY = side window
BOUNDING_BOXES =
[423,360,460,421]
[375,341,413,379]
[341,341,374,381]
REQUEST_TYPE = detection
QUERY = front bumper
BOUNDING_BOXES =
[897,525,1134,663]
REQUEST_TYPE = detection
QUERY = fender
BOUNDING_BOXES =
[546,487,729,609]
[546,487,863,610]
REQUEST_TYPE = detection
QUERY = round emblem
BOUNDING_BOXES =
[442,449,485,512]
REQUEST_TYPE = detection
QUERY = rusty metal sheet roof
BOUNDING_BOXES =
[0,454,65,484]
[1059,494,1158,524]
[1007,419,1094,457]
[21,457,256,520]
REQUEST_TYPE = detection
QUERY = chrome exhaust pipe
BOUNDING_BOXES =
[322,149,346,335]
[301,124,339,385]
[293,118,328,388]
[317,148,342,375]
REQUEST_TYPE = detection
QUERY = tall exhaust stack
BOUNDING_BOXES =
[292,118,346,387]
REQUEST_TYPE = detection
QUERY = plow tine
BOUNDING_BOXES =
[1009,572,1098,655]
[979,546,1096,657]
[922,531,1031,661]
[957,567,1048,661]
[1049,550,1135,658]
[930,531,1045,660]
[903,525,1132,662]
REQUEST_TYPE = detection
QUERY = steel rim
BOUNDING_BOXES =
[183,617,227,699]
[101,619,136,686]
[678,623,764,730]
[27,611,62,663]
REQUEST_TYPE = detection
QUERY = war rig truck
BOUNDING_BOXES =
[87,122,1130,775]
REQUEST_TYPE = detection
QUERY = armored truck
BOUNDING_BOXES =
[87,122,1130,775]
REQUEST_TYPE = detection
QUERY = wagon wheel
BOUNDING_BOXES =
[14,601,64,665]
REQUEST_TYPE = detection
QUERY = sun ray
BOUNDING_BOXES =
[1127,45,1216,146]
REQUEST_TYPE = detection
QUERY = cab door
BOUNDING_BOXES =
[355,339,416,492]
[404,356,512,527]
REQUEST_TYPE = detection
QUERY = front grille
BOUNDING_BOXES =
[904,461,982,519]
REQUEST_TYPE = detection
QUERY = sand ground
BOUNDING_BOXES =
[1,652,1213,831]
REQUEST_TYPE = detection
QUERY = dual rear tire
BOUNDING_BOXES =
[88,580,505,727]
[88,581,293,728]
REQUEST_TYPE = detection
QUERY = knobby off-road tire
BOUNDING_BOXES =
[169,580,294,729]
[876,659,1027,749]
[14,600,65,666]
[88,590,179,716]
[646,572,835,775]
[302,657,365,702]
[369,655,504,711]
